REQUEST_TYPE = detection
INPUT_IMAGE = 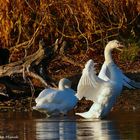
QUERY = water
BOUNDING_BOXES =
[0,111,140,140]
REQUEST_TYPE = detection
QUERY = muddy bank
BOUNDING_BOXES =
[0,89,140,113]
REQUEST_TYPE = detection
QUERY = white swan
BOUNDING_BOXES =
[33,78,78,116]
[76,40,126,119]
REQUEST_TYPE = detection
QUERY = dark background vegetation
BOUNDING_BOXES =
[0,0,140,111]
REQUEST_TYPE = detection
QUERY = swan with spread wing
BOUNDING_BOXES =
[76,40,140,119]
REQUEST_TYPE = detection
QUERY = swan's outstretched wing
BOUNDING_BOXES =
[76,59,105,102]
[122,74,140,89]
[99,62,140,89]
[115,66,140,89]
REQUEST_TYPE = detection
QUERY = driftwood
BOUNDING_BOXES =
[0,40,49,96]
[0,37,85,97]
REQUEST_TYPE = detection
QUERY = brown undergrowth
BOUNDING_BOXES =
[0,0,139,48]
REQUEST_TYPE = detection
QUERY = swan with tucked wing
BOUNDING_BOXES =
[33,78,78,116]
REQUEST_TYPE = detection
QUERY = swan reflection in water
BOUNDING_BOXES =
[35,117,77,140]
[77,119,121,140]
[35,117,121,140]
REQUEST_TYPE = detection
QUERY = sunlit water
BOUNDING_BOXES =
[0,111,140,140]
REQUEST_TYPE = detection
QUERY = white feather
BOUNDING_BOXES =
[76,40,126,119]
[98,61,140,89]
[33,78,78,116]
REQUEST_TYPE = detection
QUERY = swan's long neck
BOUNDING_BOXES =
[104,46,113,64]
[58,82,65,90]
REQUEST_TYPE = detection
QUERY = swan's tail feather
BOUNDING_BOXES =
[76,111,100,119]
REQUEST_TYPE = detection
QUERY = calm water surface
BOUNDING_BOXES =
[0,111,140,140]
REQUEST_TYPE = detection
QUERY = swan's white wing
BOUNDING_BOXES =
[99,62,140,89]
[76,73,99,101]
[76,59,105,102]
[35,88,56,103]
[54,89,76,102]
[51,89,78,113]
[114,66,140,89]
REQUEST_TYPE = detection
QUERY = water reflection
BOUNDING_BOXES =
[0,112,140,139]
[76,119,120,140]
[36,118,77,140]
[35,117,121,140]
[0,112,36,140]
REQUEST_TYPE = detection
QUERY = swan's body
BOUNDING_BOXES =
[33,78,78,116]
[76,40,127,119]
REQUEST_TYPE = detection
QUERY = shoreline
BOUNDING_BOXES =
[0,81,140,113]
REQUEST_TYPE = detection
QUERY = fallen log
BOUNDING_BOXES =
[0,40,49,96]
